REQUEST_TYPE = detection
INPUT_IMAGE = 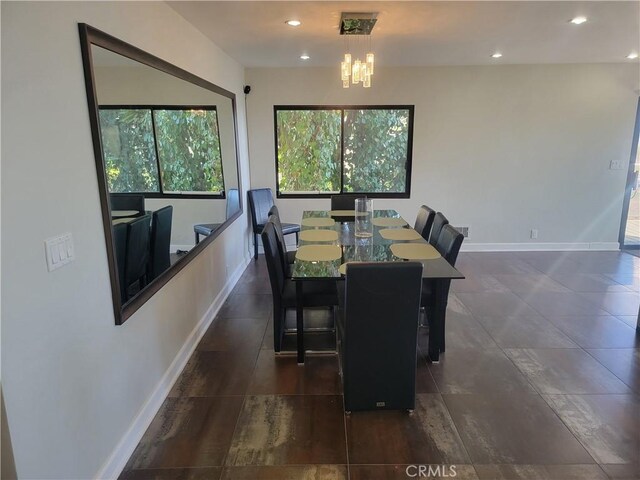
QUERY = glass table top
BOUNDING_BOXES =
[292,210,465,280]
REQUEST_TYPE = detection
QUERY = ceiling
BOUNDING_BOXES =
[168,1,639,67]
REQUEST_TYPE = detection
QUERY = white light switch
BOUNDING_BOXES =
[45,233,75,272]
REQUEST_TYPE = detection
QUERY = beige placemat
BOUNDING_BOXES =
[112,217,135,225]
[300,230,339,242]
[296,245,342,262]
[112,210,139,218]
[380,228,422,241]
[301,217,336,227]
[372,217,407,227]
[390,243,441,260]
[329,210,356,216]
[338,261,366,275]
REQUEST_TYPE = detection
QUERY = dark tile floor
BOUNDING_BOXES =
[121,252,640,480]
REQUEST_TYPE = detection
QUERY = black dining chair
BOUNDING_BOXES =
[429,212,449,246]
[421,224,464,354]
[337,262,423,412]
[249,188,299,260]
[194,188,239,244]
[112,222,128,304]
[149,205,173,280]
[124,214,151,299]
[110,194,145,215]
[262,221,338,352]
[414,205,436,241]
[330,193,360,211]
[268,205,296,273]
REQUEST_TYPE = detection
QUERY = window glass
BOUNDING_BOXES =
[276,109,341,194]
[99,109,159,193]
[154,109,224,194]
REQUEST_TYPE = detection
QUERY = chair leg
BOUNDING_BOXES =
[195,232,200,245]
[254,234,259,260]
[440,303,448,353]
[295,231,299,244]
[273,307,284,352]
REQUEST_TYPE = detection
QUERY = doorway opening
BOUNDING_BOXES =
[620,98,640,250]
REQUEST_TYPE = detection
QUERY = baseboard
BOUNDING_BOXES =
[95,255,251,480]
[461,242,620,252]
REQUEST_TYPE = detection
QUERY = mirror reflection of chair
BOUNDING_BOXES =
[124,214,151,300]
[337,262,423,412]
[421,224,464,353]
[109,194,144,215]
[112,223,128,304]
[193,189,239,244]
[414,205,436,241]
[268,205,296,276]
[330,194,360,210]
[248,188,299,260]
[429,212,449,246]
[149,206,173,281]
[261,221,338,352]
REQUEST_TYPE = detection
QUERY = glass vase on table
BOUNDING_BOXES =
[354,197,373,238]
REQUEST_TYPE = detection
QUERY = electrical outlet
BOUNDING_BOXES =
[609,160,624,170]
[530,229,538,239]
[453,226,470,238]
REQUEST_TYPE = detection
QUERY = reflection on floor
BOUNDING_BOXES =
[120,251,639,480]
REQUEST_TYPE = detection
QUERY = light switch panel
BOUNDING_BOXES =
[45,233,75,272]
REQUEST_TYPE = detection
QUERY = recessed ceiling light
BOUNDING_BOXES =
[286,20,301,27]
[491,53,503,59]
[627,52,639,60]
[300,54,310,60]
[570,16,587,25]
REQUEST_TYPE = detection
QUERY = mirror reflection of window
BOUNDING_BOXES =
[98,107,225,195]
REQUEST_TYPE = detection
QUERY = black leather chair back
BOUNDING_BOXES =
[437,224,464,267]
[331,194,360,210]
[125,214,150,291]
[341,262,423,411]
[225,188,239,219]
[112,223,128,304]
[429,212,449,246]
[268,206,289,272]
[110,194,145,215]
[261,221,285,300]
[149,206,173,280]
[414,205,435,241]
[248,188,274,231]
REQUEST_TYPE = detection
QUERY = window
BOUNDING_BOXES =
[275,106,413,197]
[98,106,225,197]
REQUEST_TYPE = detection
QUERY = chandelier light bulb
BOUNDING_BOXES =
[366,53,375,75]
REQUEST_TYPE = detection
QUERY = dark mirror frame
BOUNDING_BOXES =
[78,23,243,325]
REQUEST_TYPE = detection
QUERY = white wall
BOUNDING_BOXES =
[246,65,638,248]
[1,2,251,479]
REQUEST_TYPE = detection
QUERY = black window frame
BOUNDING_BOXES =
[273,105,414,199]
[99,104,226,200]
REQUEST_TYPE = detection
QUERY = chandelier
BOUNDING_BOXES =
[340,13,377,89]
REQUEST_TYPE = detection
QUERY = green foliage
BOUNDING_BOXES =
[99,109,159,193]
[343,109,409,193]
[276,108,410,194]
[277,110,341,193]
[154,109,224,193]
[98,107,224,194]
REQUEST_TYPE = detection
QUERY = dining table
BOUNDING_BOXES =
[292,209,464,364]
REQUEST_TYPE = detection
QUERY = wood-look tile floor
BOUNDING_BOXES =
[121,252,640,480]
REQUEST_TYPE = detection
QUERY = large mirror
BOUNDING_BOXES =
[79,24,242,324]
